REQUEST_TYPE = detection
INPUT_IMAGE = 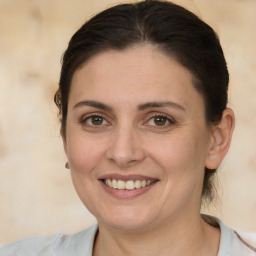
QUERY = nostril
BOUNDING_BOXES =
[105,130,146,167]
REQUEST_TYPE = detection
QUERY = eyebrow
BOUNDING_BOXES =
[73,100,113,111]
[138,101,186,111]
[73,100,185,112]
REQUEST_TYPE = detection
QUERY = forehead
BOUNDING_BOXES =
[69,45,203,111]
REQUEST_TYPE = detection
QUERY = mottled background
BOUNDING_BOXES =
[0,0,255,244]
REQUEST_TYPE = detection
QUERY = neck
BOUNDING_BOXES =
[93,214,220,256]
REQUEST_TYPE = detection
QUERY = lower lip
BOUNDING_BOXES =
[100,181,157,199]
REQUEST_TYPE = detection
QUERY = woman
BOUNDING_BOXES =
[1,0,255,255]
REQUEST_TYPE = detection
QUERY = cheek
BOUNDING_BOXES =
[148,136,208,212]
[147,132,209,192]
[149,133,207,172]
[66,133,107,176]
[66,134,108,213]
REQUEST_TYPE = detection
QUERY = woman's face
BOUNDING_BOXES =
[63,45,214,231]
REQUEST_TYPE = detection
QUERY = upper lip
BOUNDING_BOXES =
[98,174,159,181]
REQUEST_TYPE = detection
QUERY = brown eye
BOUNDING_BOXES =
[153,116,167,126]
[146,114,174,128]
[82,115,108,126]
[90,116,104,125]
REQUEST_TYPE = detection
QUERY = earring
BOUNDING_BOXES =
[65,162,70,169]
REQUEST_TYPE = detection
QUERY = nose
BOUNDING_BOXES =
[106,125,146,168]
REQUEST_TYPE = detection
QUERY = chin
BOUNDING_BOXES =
[101,219,154,231]
[96,207,158,231]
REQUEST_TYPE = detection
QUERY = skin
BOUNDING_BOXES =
[62,44,235,256]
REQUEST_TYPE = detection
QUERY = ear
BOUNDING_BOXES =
[205,108,235,170]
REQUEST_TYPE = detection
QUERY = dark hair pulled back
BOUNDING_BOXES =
[54,0,229,203]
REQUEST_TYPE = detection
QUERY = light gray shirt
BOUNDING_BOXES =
[0,218,255,255]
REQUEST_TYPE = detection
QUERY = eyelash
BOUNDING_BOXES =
[80,112,176,129]
[81,113,110,127]
[145,113,176,128]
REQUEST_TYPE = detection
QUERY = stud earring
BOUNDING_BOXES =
[65,162,70,169]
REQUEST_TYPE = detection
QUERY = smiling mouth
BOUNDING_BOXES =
[102,179,157,190]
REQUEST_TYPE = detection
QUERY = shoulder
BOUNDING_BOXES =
[64,224,98,255]
[0,234,60,256]
[232,231,256,255]
[0,225,98,256]
[202,215,256,255]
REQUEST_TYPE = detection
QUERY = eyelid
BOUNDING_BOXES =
[143,112,176,127]
[81,112,112,125]
[79,111,176,129]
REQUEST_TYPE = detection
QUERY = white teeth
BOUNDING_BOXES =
[104,179,154,190]
[112,179,118,189]
[117,180,126,189]
[106,179,112,187]
[134,180,142,189]
[126,180,135,190]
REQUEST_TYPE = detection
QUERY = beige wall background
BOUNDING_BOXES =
[0,0,255,244]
